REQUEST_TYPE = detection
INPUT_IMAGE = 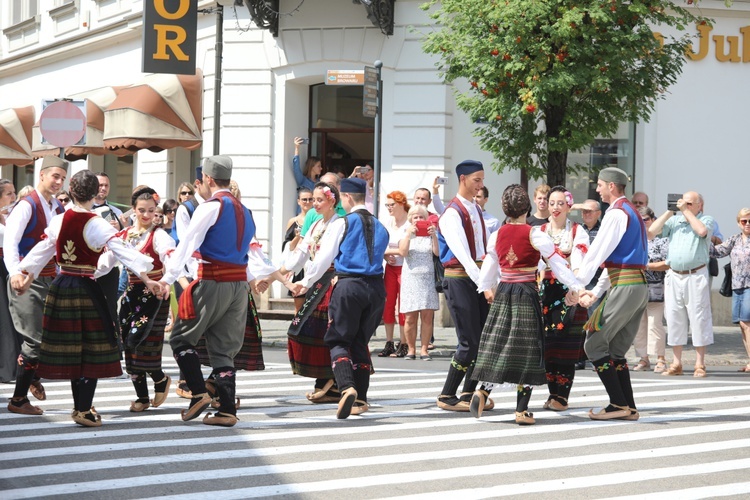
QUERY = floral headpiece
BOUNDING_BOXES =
[564,191,574,207]
[320,185,335,202]
[152,193,161,204]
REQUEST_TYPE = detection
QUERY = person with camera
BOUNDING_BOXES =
[710,208,750,372]
[648,191,714,378]
[398,205,440,360]
[292,137,321,194]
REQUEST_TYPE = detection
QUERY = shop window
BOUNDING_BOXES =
[309,84,374,176]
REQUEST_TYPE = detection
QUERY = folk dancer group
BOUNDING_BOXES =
[4,154,646,427]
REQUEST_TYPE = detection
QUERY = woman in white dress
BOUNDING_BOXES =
[398,205,439,360]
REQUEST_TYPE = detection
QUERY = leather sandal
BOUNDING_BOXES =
[661,364,683,376]
[211,397,241,410]
[337,387,358,419]
[350,400,370,416]
[130,400,151,412]
[460,392,494,411]
[72,410,102,427]
[618,409,640,421]
[378,341,396,357]
[515,411,535,425]
[8,397,43,415]
[29,380,46,401]
[632,359,650,371]
[151,375,171,407]
[203,411,238,427]
[306,379,340,403]
[470,390,489,419]
[547,397,568,412]
[589,404,630,420]
[693,365,707,378]
[437,395,470,412]
[180,393,212,421]
[175,380,192,399]
[653,360,667,373]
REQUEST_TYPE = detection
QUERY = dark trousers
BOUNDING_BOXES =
[443,276,489,365]
[325,276,386,365]
[96,267,121,337]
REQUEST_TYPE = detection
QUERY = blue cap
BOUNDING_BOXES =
[340,177,367,194]
[455,160,483,178]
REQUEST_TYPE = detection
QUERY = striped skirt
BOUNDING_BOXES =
[196,292,265,371]
[288,284,334,380]
[37,275,122,380]
[540,278,587,364]
[122,283,170,374]
[471,281,546,386]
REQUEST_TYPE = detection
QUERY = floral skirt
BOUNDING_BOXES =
[120,282,169,374]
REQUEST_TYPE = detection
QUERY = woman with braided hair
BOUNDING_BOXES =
[469,185,583,425]
[117,186,176,413]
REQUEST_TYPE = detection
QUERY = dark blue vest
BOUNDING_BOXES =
[604,198,648,269]
[335,210,388,276]
[198,192,254,266]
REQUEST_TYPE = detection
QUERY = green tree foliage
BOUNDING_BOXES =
[421,0,708,185]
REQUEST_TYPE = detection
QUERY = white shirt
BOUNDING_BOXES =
[437,193,489,284]
[383,216,409,267]
[284,215,340,274]
[18,208,153,279]
[432,192,445,215]
[477,227,584,293]
[162,190,275,284]
[120,227,176,269]
[576,196,629,287]
[175,192,204,242]
[299,204,368,288]
[3,188,59,277]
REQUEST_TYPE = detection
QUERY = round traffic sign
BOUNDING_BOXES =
[40,101,86,148]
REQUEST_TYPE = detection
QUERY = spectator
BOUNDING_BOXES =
[176,182,194,205]
[292,137,321,193]
[474,186,501,233]
[0,179,19,383]
[379,191,410,358]
[299,172,345,237]
[283,187,313,310]
[398,205,439,360]
[710,208,750,372]
[649,191,714,377]
[526,184,550,226]
[161,199,179,242]
[632,206,669,373]
[632,191,649,208]
[55,190,71,209]
[350,164,374,213]
[16,185,33,199]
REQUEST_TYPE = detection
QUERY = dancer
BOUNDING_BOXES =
[470,185,583,424]
[289,178,388,419]
[538,186,589,411]
[14,171,166,427]
[576,167,648,421]
[118,187,175,412]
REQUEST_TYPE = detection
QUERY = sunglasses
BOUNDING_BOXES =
[299,197,313,202]
[58,197,70,203]
[740,219,750,225]
[163,209,175,214]
[385,203,396,208]
[180,191,192,196]
[642,217,652,222]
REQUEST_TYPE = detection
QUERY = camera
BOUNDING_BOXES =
[667,193,681,212]
[436,177,447,185]
[301,138,310,144]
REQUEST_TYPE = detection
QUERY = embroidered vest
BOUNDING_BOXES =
[604,198,648,269]
[56,211,101,276]
[438,197,487,268]
[335,209,389,276]
[196,191,254,267]
[19,190,65,256]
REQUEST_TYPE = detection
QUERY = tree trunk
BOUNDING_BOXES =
[544,105,568,187]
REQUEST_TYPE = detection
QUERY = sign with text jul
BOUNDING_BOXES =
[142,0,197,75]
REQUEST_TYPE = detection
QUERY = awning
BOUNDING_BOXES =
[32,86,121,160]
[103,69,203,154]
[0,106,35,166]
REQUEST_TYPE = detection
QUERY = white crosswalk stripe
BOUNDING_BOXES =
[2,360,749,499]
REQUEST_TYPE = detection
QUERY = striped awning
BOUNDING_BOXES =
[103,70,203,155]
[0,106,35,166]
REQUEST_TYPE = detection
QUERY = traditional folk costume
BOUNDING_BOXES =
[3,161,67,415]
[435,161,490,411]
[118,225,175,412]
[18,207,154,426]
[285,214,340,402]
[300,178,389,419]
[164,156,256,427]
[470,224,583,423]
[576,168,648,421]
[539,220,589,411]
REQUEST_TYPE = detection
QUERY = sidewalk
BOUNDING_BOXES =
[258,319,748,368]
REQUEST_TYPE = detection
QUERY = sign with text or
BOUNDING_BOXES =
[326,70,365,85]
[143,0,197,75]
[363,66,378,118]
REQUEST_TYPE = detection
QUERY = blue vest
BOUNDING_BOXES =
[335,210,388,276]
[604,198,648,269]
[198,192,254,266]
[175,197,199,245]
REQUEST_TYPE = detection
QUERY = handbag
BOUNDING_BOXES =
[708,257,719,277]
[433,255,445,293]
[719,263,733,298]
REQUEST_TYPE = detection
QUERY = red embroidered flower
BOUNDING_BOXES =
[557,323,564,330]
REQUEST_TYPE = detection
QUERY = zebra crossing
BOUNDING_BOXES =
[2,358,750,499]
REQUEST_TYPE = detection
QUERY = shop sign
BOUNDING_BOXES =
[326,70,365,85]
[654,24,750,63]
[143,0,198,75]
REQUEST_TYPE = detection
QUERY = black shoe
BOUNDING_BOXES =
[575,361,586,370]
[391,343,408,358]
[378,341,396,357]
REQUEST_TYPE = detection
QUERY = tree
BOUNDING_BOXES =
[421,0,709,186]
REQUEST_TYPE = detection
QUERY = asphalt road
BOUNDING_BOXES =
[2,347,750,499]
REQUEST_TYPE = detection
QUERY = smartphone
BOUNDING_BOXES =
[436,177,447,185]
[667,193,680,212]
[301,138,310,144]
[415,220,430,237]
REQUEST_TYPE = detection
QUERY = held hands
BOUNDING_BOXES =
[564,289,579,307]
[10,273,33,296]
[483,289,494,305]
[578,290,595,309]
[147,280,170,300]
[288,282,307,297]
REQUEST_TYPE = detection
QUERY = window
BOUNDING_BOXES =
[11,0,38,25]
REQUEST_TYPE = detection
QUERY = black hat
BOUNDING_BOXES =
[455,159,483,178]
[340,177,367,194]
